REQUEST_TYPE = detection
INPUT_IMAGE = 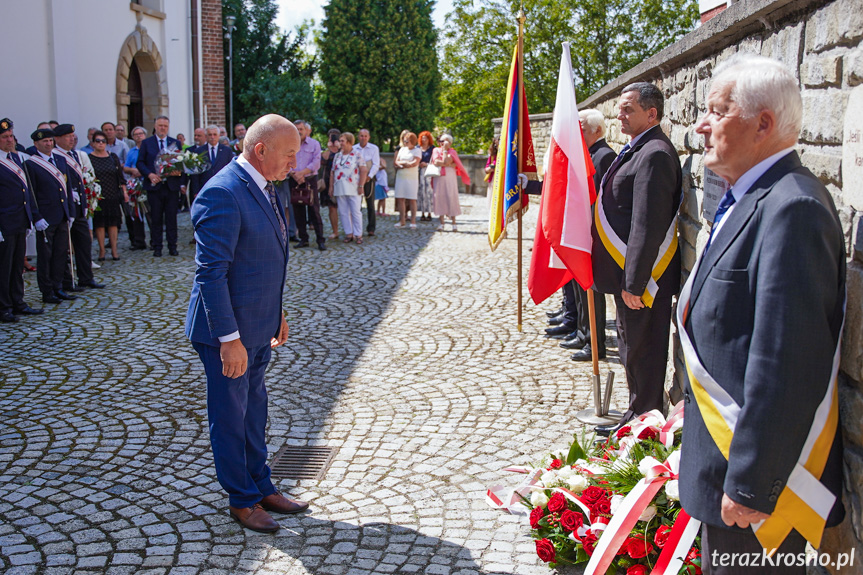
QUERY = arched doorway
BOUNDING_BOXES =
[115,21,168,134]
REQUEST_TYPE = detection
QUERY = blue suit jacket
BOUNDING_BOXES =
[185,159,289,349]
[0,154,38,235]
[25,153,71,226]
[189,143,234,198]
[137,135,186,192]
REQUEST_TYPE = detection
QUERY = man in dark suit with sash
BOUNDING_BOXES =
[25,128,75,304]
[678,54,845,573]
[0,119,46,321]
[591,83,682,434]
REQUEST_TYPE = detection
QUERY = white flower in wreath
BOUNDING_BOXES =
[566,475,589,494]
[639,504,658,522]
[638,456,663,477]
[557,466,575,480]
[665,480,680,501]
[530,491,549,508]
[610,494,625,514]
[540,471,557,487]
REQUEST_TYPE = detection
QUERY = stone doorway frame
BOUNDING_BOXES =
[115,19,169,133]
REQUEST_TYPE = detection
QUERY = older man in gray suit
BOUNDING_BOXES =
[679,54,845,573]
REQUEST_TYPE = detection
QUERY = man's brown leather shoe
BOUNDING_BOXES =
[260,492,309,514]
[229,504,279,533]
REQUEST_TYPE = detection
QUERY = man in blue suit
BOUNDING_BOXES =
[186,114,308,533]
[137,116,186,257]
[189,125,234,203]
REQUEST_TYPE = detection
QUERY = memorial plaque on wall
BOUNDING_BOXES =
[702,167,730,223]
[843,85,863,216]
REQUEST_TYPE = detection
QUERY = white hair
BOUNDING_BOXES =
[711,53,802,142]
[579,109,606,138]
[205,124,219,133]
[439,133,453,144]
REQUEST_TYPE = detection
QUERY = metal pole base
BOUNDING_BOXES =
[575,408,624,426]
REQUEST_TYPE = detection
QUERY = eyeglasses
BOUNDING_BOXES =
[93,139,107,143]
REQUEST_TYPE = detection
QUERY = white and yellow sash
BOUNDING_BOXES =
[678,257,843,552]
[0,155,28,187]
[594,186,678,307]
[27,155,68,193]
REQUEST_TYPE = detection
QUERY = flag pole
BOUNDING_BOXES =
[516,7,525,332]
[576,288,622,425]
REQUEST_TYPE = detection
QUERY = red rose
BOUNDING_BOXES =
[549,458,563,470]
[529,506,545,529]
[687,547,700,562]
[638,427,659,441]
[547,492,567,513]
[591,497,611,517]
[654,524,672,548]
[627,565,649,575]
[559,509,583,532]
[616,425,632,438]
[580,486,605,505]
[626,534,655,559]
[535,538,556,563]
[580,532,598,556]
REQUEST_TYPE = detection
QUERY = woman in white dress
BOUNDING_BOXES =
[429,134,471,232]
[393,132,422,229]
[329,132,367,244]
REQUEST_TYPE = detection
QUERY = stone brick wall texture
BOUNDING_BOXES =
[201,0,225,129]
[497,0,863,566]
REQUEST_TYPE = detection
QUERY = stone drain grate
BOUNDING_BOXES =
[270,446,337,481]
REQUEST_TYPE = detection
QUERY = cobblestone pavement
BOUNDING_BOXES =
[1,194,628,575]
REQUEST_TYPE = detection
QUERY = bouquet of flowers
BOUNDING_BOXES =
[156,144,210,176]
[126,177,147,220]
[82,166,102,218]
[487,403,701,575]
[231,139,243,156]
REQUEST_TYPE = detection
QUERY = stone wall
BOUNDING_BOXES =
[502,0,863,565]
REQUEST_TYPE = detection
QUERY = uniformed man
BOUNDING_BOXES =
[0,119,46,321]
[53,124,103,290]
[25,128,75,304]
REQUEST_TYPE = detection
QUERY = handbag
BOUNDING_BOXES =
[290,178,314,205]
[425,163,441,178]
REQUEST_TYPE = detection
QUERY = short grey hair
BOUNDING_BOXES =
[439,133,453,144]
[621,82,664,121]
[579,109,606,138]
[154,115,169,123]
[131,126,146,136]
[205,124,220,133]
[710,53,802,142]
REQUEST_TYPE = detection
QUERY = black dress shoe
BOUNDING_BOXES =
[13,306,44,315]
[547,314,566,326]
[571,344,606,362]
[546,308,564,318]
[64,285,86,293]
[562,330,585,341]
[83,281,105,289]
[55,290,77,301]
[42,294,62,304]
[560,336,587,350]
[129,245,143,251]
[318,244,327,251]
[288,236,299,243]
[154,250,162,257]
[169,249,179,256]
[295,241,309,248]
[0,311,19,323]
[545,324,577,338]
[595,419,627,437]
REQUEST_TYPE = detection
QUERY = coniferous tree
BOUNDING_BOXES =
[319,0,440,149]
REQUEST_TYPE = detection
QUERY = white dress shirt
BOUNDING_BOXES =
[357,141,380,179]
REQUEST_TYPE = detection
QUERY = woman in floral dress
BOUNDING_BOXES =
[329,132,366,244]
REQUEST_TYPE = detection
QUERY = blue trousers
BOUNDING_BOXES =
[193,341,276,508]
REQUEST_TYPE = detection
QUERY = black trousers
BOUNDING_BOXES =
[363,179,376,233]
[561,281,580,330]
[702,523,806,574]
[0,230,27,312]
[36,221,69,297]
[148,186,179,251]
[576,284,606,349]
[290,177,324,246]
[64,216,93,287]
[123,203,147,249]
[614,294,672,420]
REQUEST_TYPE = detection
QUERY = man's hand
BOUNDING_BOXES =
[721,493,770,528]
[220,339,248,379]
[148,173,162,185]
[291,171,305,184]
[621,290,645,310]
[34,219,49,232]
[271,313,289,348]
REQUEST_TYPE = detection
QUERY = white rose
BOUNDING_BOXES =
[610,494,625,514]
[638,456,662,477]
[665,480,680,501]
[530,491,549,508]
[557,466,575,479]
[639,505,657,522]
[566,475,589,494]
[540,471,557,487]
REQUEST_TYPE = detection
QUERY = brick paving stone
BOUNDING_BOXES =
[1,196,627,573]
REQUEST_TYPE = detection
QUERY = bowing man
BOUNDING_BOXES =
[679,54,846,572]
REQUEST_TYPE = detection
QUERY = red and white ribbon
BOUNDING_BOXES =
[486,467,542,514]
[650,508,701,575]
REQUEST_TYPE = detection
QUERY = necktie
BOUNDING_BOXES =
[600,142,631,190]
[48,156,55,166]
[8,152,22,168]
[265,182,287,244]
[67,150,81,166]
[159,139,165,151]
[210,146,216,164]
[704,188,736,253]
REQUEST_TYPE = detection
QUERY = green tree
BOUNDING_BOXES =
[222,0,322,128]
[439,0,698,153]
[319,0,440,149]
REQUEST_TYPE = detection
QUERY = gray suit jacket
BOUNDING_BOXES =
[679,151,846,529]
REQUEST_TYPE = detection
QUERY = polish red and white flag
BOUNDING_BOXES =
[528,42,596,304]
